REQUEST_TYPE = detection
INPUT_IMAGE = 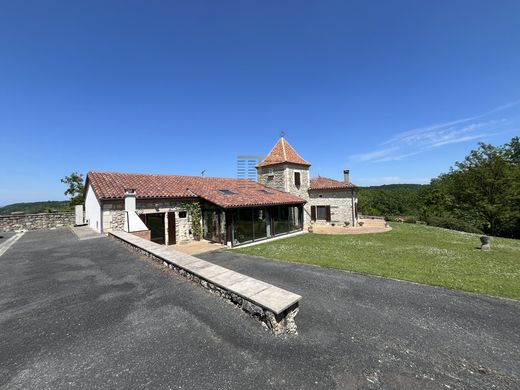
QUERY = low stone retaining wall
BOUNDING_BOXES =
[0,213,75,232]
[110,231,301,335]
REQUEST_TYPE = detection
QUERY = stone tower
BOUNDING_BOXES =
[257,137,311,205]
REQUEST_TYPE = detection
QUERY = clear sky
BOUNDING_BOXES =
[1,1,519,206]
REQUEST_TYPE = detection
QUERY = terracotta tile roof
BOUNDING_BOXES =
[257,138,311,168]
[86,171,306,209]
[309,176,357,190]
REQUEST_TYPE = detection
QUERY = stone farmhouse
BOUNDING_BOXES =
[84,137,358,247]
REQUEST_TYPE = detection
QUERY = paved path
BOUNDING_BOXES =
[1,229,519,389]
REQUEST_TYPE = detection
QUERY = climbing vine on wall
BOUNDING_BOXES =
[182,201,202,240]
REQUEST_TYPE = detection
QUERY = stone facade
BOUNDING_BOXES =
[101,199,197,244]
[136,199,196,243]
[259,163,312,224]
[0,212,75,232]
[101,200,124,232]
[308,189,357,226]
[111,210,125,231]
[258,164,287,192]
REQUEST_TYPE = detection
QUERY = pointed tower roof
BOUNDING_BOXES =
[257,137,311,168]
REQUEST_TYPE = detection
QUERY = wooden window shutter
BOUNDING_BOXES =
[167,212,176,245]
[294,172,301,187]
[311,206,316,221]
[325,205,331,222]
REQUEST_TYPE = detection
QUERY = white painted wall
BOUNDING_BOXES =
[85,184,102,232]
[125,212,148,232]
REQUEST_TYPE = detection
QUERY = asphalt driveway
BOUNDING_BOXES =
[1,229,519,389]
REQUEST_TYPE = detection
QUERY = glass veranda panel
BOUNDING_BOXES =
[233,208,254,245]
[274,206,290,235]
[253,208,268,240]
[289,206,302,231]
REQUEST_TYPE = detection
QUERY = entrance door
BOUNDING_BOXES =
[146,213,165,244]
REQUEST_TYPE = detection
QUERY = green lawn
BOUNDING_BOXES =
[233,223,520,300]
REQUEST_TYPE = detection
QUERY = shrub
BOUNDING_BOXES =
[403,216,418,224]
[424,216,483,234]
[384,215,416,223]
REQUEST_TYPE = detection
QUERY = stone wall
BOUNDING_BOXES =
[285,165,311,225]
[308,189,357,226]
[258,164,287,193]
[101,200,124,232]
[284,164,310,201]
[111,210,125,231]
[0,212,75,232]
[259,163,311,224]
[110,231,300,335]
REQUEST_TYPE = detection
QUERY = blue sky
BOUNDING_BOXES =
[1,1,519,206]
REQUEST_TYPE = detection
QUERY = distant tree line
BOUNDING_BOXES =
[358,136,520,238]
[0,201,72,215]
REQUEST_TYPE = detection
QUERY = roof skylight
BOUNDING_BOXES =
[218,189,237,195]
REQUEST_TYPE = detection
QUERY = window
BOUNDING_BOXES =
[312,205,331,222]
[317,206,327,220]
[294,172,301,187]
[218,189,237,195]
[178,211,187,218]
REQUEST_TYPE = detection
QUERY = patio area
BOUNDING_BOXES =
[309,218,391,235]
[170,238,227,255]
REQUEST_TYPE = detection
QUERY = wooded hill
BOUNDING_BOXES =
[358,184,424,217]
[0,201,72,215]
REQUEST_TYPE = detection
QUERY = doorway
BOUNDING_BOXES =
[142,213,165,244]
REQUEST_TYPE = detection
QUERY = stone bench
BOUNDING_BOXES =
[109,231,301,335]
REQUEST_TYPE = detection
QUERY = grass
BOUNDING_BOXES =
[233,223,520,300]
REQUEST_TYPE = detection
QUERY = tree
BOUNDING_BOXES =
[61,172,85,206]
[421,137,520,237]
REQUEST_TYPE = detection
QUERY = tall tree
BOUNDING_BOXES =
[424,137,520,237]
[61,172,85,206]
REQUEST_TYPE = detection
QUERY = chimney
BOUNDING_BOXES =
[343,170,350,184]
[124,188,137,212]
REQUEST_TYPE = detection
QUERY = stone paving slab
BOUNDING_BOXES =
[196,265,230,279]
[250,286,304,315]
[210,270,249,287]
[186,260,213,271]
[228,278,272,297]
[110,231,302,315]
[168,255,199,267]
